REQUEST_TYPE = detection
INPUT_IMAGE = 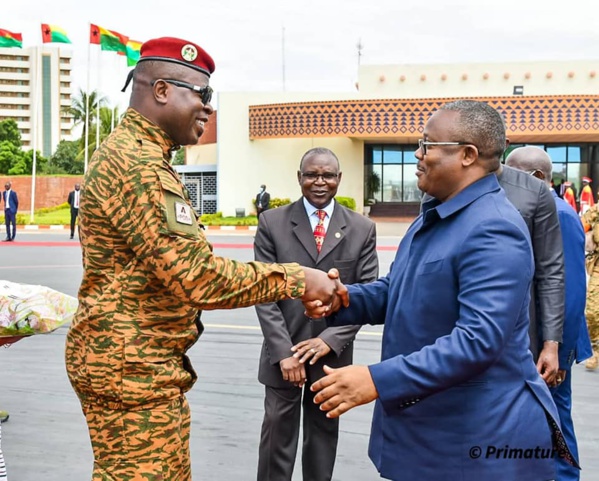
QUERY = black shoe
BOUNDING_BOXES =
[2,238,9,242]
[70,235,74,239]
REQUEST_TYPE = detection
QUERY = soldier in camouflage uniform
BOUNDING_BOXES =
[65,37,345,481]
[582,204,599,369]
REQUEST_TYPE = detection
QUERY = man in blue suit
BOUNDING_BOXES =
[304,100,576,480]
[506,146,592,481]
[2,181,18,242]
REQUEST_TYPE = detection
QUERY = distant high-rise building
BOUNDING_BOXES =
[0,46,73,156]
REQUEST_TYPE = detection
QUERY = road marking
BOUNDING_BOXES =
[204,323,382,337]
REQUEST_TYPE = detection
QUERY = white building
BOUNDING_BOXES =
[187,59,599,217]
[0,46,73,156]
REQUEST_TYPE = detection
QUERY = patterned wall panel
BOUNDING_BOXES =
[249,95,599,142]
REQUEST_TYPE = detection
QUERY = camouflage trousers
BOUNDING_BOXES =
[587,263,599,347]
[81,396,191,481]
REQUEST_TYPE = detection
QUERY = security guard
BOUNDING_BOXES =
[65,37,343,480]
[583,205,599,370]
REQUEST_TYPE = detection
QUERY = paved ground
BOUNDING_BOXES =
[0,230,597,480]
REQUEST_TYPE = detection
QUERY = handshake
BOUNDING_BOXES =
[300,267,348,318]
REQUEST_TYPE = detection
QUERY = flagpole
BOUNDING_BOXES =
[30,46,41,223]
[95,46,101,150]
[84,24,91,173]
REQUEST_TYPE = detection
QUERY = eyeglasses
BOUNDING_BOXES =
[301,172,339,182]
[417,139,473,156]
[151,79,213,105]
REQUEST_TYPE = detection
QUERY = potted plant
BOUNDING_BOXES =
[364,171,380,215]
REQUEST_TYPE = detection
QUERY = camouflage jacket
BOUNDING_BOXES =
[66,108,304,408]
[582,205,599,273]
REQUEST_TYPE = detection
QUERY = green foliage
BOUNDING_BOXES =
[336,196,356,211]
[267,197,291,209]
[0,119,22,146]
[47,140,82,174]
[172,149,185,165]
[9,149,47,175]
[365,170,381,203]
[199,211,258,226]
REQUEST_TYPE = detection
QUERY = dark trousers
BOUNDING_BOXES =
[4,210,16,240]
[257,385,339,481]
[549,369,581,480]
[70,208,79,237]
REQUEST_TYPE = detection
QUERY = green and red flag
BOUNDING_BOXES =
[0,29,23,48]
[41,24,71,44]
[90,24,128,54]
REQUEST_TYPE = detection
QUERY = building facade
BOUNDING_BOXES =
[0,46,73,156]
[187,60,599,217]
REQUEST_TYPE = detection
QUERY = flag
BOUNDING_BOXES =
[0,28,23,48]
[41,24,71,44]
[125,39,142,67]
[90,24,128,54]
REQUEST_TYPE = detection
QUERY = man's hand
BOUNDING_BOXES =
[292,337,332,365]
[279,356,307,388]
[302,268,348,318]
[311,365,378,418]
[537,341,559,386]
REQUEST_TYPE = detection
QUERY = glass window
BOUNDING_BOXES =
[372,147,382,164]
[403,145,418,164]
[567,146,581,163]
[546,146,567,163]
[382,165,402,201]
[403,164,420,201]
[383,147,402,164]
[372,164,383,203]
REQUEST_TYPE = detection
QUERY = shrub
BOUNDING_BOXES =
[336,196,356,211]
[269,197,292,209]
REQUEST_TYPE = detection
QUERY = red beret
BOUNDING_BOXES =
[139,37,215,77]
[583,176,592,183]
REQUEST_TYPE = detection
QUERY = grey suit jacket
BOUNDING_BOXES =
[254,199,379,388]
[421,167,565,357]
[497,165,565,355]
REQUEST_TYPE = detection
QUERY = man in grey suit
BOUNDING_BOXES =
[254,147,378,481]
[494,162,565,386]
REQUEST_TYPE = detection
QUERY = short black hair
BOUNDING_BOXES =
[439,100,506,162]
[299,147,340,171]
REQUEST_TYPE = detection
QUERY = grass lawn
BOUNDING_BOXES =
[3,207,259,226]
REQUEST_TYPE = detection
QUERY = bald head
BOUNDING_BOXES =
[505,146,553,185]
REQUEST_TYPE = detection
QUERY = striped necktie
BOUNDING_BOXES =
[314,210,326,253]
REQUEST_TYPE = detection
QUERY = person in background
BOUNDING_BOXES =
[254,147,378,481]
[582,205,599,370]
[65,36,345,481]
[506,146,592,481]
[67,183,81,240]
[563,181,578,212]
[579,176,595,215]
[2,182,18,242]
[255,184,270,217]
[306,100,575,481]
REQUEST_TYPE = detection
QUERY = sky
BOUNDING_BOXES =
[8,0,599,112]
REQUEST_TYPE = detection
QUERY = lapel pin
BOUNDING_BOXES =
[335,232,341,238]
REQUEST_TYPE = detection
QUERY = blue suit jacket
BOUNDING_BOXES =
[552,191,592,366]
[330,175,563,480]
[2,190,18,214]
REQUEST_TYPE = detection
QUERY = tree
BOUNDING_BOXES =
[0,119,22,147]
[47,140,81,174]
[172,148,185,165]
[63,89,105,155]
[9,149,47,175]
